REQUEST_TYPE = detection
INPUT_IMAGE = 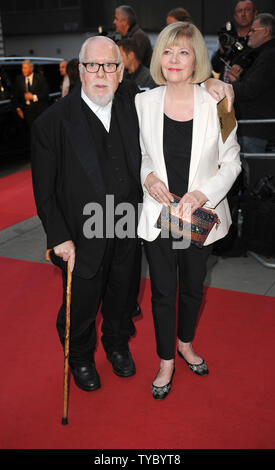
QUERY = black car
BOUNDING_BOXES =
[0,56,63,158]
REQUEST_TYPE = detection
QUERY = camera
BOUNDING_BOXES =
[218,21,246,56]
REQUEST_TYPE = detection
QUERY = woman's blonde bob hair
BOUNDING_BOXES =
[150,21,212,85]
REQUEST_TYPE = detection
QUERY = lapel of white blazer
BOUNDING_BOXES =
[149,86,169,186]
[148,85,210,191]
[188,85,210,189]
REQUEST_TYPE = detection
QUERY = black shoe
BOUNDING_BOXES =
[70,363,101,391]
[177,350,209,376]
[130,303,142,336]
[106,350,136,377]
[152,368,175,400]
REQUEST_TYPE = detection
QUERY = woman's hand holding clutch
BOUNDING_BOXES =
[178,190,208,220]
[144,172,174,206]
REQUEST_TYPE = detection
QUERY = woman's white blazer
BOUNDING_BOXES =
[135,84,242,245]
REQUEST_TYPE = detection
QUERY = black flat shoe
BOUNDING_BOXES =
[177,350,209,376]
[70,363,101,391]
[107,350,136,377]
[152,368,175,400]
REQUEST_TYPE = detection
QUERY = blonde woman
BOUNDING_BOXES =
[135,22,241,400]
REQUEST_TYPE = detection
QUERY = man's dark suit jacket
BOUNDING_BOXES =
[13,72,49,124]
[233,37,275,139]
[125,23,152,68]
[31,81,142,279]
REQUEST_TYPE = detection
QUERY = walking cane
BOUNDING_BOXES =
[46,249,72,425]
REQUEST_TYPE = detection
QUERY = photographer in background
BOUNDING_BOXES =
[228,13,275,154]
[212,0,257,82]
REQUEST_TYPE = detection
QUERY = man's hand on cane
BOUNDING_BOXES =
[54,240,75,272]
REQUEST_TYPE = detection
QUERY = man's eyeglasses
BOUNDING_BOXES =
[82,62,120,73]
[249,27,265,33]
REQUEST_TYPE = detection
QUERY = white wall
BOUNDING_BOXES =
[4,31,218,62]
[0,13,5,56]
[4,32,95,61]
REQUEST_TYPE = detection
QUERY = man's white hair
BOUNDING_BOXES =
[79,36,122,74]
[22,59,34,67]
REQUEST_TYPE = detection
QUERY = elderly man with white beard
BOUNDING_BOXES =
[31,36,235,393]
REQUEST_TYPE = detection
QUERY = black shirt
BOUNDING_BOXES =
[163,114,193,198]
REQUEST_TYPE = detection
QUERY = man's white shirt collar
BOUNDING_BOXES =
[25,73,34,86]
[81,88,112,132]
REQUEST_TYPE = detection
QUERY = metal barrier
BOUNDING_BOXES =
[247,251,275,268]
[49,92,61,99]
[238,119,275,123]
[237,118,275,268]
[241,153,275,158]
[0,91,61,106]
[0,99,11,105]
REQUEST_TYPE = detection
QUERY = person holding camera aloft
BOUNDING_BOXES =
[211,0,257,82]
[228,13,275,153]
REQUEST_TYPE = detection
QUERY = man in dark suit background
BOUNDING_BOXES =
[31,36,142,392]
[113,5,153,68]
[13,59,49,126]
[118,37,156,90]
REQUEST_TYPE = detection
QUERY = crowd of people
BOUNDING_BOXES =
[211,1,275,154]
[14,2,275,400]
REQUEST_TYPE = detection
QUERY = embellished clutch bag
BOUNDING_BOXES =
[155,194,220,248]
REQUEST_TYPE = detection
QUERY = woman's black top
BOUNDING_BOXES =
[163,114,193,198]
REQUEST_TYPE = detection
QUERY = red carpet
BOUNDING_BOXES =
[0,169,37,230]
[0,256,275,450]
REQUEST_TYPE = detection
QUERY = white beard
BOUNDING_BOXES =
[90,91,114,106]
[88,81,114,106]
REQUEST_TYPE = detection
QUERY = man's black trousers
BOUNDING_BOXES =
[56,236,141,365]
